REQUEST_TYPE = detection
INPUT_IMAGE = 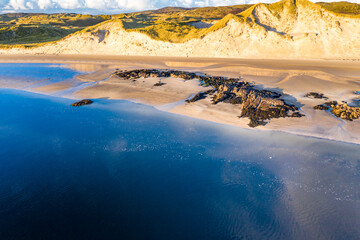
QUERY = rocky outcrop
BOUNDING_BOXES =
[115,69,303,127]
[305,92,328,100]
[314,104,329,110]
[154,81,166,86]
[211,83,301,127]
[186,90,215,103]
[72,99,93,106]
[331,103,360,121]
[314,101,360,121]
[115,69,197,80]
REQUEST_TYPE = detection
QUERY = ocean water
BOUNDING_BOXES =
[0,64,360,240]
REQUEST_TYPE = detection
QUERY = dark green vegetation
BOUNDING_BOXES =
[115,69,303,127]
[0,13,109,45]
[116,4,253,43]
[0,1,359,46]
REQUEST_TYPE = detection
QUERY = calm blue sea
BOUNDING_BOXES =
[0,64,359,240]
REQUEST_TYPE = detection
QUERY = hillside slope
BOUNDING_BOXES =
[1,0,360,59]
[0,13,109,45]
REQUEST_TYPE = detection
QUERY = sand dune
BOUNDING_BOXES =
[0,0,360,59]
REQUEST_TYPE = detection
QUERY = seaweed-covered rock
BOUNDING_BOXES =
[72,99,93,107]
[154,81,166,86]
[186,90,214,103]
[291,112,304,118]
[210,83,301,127]
[331,103,360,121]
[313,100,360,121]
[324,101,338,107]
[304,92,328,99]
[314,104,329,110]
[115,69,198,80]
[228,96,243,104]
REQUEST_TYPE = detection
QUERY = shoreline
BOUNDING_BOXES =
[2,87,360,147]
[0,57,359,145]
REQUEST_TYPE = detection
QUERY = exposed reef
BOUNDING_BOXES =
[72,99,93,107]
[314,104,329,110]
[314,101,360,121]
[154,81,166,86]
[115,69,303,127]
[330,103,360,121]
[186,90,215,103]
[305,92,328,100]
[210,83,301,127]
[115,69,197,80]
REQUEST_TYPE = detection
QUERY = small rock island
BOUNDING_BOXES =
[72,99,94,107]
[314,101,360,121]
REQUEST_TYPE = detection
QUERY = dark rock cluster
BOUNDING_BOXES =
[115,69,197,80]
[72,99,93,107]
[314,101,337,111]
[115,69,303,127]
[197,75,240,90]
[304,92,328,99]
[314,101,360,121]
[314,104,329,110]
[153,81,166,86]
[186,90,215,103]
[330,102,360,121]
[210,83,301,127]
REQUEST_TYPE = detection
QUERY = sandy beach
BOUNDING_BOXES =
[1,54,359,144]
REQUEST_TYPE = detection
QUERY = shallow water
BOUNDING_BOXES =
[0,63,95,97]
[0,63,82,87]
[0,64,360,239]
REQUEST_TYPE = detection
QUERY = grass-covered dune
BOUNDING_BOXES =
[0,13,109,45]
[0,0,359,47]
[317,1,360,16]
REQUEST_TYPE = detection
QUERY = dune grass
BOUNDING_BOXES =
[0,0,359,47]
[0,13,108,45]
[317,1,360,16]
[127,13,251,43]
[266,0,298,19]
[122,4,254,43]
